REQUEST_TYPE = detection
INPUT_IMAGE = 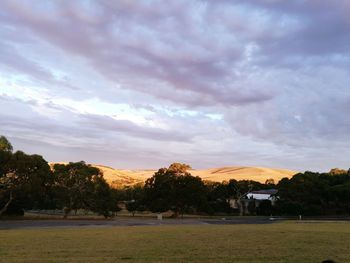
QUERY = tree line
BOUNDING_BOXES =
[121,165,350,217]
[1,136,350,218]
[0,136,118,217]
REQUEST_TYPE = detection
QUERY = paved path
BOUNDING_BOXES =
[0,217,274,229]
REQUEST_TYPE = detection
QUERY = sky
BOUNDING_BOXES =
[0,0,349,172]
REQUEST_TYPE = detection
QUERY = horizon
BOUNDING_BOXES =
[49,161,299,173]
[1,1,350,172]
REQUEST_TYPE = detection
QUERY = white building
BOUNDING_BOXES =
[246,189,278,202]
[229,189,278,215]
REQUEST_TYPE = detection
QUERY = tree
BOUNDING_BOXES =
[168,163,191,174]
[53,162,103,218]
[0,136,13,152]
[265,178,275,185]
[90,176,120,218]
[126,201,141,216]
[0,150,52,216]
[144,163,206,217]
[256,200,272,216]
[0,149,13,215]
[144,167,175,214]
[125,184,145,216]
[12,153,53,210]
[329,168,347,175]
[275,170,350,216]
[171,174,207,217]
[204,181,232,215]
[227,180,255,216]
[52,161,120,218]
[0,135,14,215]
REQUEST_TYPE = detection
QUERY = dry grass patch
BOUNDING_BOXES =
[0,222,349,262]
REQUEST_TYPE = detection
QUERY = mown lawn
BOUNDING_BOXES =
[0,222,349,262]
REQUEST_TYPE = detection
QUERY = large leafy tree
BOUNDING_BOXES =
[144,167,175,214]
[90,176,120,218]
[0,136,13,152]
[53,162,100,217]
[144,163,206,217]
[0,145,13,215]
[0,145,52,216]
[125,184,145,216]
[168,163,192,174]
[204,181,231,215]
[9,152,53,210]
[172,174,207,217]
[52,161,118,218]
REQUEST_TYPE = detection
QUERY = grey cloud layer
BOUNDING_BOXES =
[0,0,274,106]
[0,0,349,171]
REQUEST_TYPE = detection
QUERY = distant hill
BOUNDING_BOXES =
[90,165,296,188]
[191,167,296,183]
[50,163,296,188]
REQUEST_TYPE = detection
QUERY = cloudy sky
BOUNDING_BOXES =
[1,0,349,171]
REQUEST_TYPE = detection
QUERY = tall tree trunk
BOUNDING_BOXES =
[0,191,13,216]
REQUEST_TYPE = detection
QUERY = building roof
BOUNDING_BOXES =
[249,189,278,195]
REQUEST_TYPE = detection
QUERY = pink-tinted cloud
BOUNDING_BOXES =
[0,0,349,171]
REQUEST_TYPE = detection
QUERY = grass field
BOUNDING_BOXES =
[0,222,349,262]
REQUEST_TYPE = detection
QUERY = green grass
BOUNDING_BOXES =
[0,222,349,262]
